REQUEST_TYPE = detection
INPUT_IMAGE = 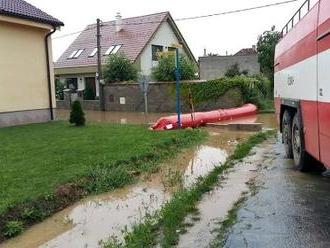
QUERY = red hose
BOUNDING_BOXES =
[151,103,257,130]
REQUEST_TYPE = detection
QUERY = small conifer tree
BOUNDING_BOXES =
[69,100,86,126]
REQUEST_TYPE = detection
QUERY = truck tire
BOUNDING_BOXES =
[282,110,293,158]
[292,112,310,171]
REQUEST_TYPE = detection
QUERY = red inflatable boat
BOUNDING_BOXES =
[151,103,257,130]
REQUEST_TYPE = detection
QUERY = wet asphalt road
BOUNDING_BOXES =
[224,138,330,248]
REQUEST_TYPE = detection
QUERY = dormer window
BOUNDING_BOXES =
[68,49,84,59]
[104,45,122,55]
[89,48,98,57]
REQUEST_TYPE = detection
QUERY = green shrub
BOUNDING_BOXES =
[69,101,86,126]
[55,79,64,100]
[3,221,24,238]
[152,54,197,81]
[103,54,138,83]
[181,75,272,109]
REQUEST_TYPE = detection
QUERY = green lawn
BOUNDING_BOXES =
[0,121,203,215]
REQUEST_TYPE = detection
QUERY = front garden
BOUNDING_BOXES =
[0,121,204,241]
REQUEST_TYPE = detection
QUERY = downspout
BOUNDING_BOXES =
[45,26,57,120]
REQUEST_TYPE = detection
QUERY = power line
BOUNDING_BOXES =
[52,0,298,40]
[175,0,298,21]
[52,27,93,39]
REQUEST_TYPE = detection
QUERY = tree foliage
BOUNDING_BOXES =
[69,100,86,126]
[225,63,249,78]
[103,54,138,83]
[152,54,197,81]
[257,26,281,81]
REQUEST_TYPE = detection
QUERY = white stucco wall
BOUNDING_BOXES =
[139,21,188,76]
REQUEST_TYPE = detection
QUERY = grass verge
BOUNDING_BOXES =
[104,130,275,248]
[0,122,205,242]
[209,178,262,247]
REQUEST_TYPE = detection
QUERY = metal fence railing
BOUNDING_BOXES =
[281,0,313,37]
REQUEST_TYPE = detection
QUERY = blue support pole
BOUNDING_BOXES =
[175,48,181,129]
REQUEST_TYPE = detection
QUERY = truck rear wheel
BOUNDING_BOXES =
[282,110,293,158]
[292,112,310,171]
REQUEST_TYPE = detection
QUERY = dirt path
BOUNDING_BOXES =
[177,140,276,248]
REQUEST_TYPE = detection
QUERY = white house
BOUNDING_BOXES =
[54,11,196,99]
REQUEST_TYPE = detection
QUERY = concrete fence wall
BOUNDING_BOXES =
[56,81,243,113]
[199,55,260,80]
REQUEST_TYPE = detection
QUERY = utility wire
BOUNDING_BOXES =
[52,0,298,40]
[175,0,298,21]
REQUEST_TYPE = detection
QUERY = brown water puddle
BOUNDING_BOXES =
[177,141,276,248]
[0,129,256,248]
[1,176,167,248]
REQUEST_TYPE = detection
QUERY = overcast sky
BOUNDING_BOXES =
[27,0,308,60]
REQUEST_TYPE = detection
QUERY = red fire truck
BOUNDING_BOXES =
[274,0,330,171]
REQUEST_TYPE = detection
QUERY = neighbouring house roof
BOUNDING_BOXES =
[0,0,63,26]
[55,11,196,69]
[234,48,257,56]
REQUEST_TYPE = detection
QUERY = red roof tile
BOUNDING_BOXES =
[0,0,63,26]
[234,48,257,56]
[55,12,170,69]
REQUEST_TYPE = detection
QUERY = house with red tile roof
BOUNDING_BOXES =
[0,0,63,127]
[199,46,260,80]
[54,12,196,99]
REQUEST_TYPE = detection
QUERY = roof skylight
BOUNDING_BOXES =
[104,45,122,55]
[73,49,84,58]
[105,46,115,55]
[89,48,98,57]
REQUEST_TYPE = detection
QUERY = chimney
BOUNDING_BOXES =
[115,12,123,32]
[252,45,256,51]
[203,48,207,56]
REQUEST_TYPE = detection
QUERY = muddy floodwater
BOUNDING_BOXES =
[1,111,277,248]
[56,110,277,128]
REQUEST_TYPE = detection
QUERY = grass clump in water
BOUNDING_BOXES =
[104,130,275,248]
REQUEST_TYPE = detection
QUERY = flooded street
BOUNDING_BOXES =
[224,138,330,248]
[55,110,277,128]
[56,110,168,125]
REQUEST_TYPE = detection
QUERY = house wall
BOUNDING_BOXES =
[139,21,188,76]
[0,17,55,127]
[199,55,260,80]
